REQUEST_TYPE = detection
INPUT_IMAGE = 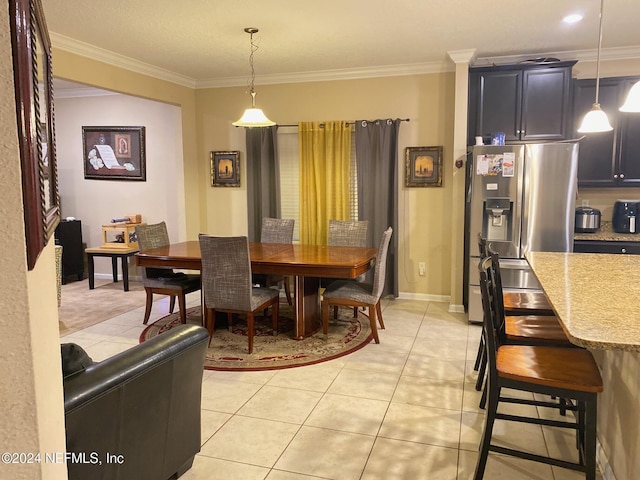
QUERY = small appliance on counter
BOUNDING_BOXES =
[575,206,601,233]
[612,200,640,233]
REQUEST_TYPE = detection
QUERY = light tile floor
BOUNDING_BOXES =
[61,293,603,480]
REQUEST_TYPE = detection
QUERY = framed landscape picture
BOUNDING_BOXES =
[405,146,443,187]
[210,151,240,187]
[82,126,146,181]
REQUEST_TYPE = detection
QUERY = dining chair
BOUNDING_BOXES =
[135,222,201,325]
[321,227,392,344]
[253,217,294,305]
[475,256,602,480]
[199,235,279,354]
[328,219,368,248]
[327,219,369,318]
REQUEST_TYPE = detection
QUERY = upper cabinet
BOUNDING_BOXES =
[573,76,640,187]
[468,61,576,145]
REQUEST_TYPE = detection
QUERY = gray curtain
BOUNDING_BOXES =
[245,126,280,242]
[355,118,401,297]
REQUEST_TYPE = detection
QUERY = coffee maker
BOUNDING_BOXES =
[612,200,640,233]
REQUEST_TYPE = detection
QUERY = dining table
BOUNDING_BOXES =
[525,251,640,352]
[135,241,378,339]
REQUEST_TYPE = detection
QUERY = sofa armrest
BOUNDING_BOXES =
[64,324,209,480]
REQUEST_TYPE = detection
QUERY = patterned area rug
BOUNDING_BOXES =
[139,304,373,371]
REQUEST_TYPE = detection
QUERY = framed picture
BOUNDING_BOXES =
[210,151,240,187]
[82,126,146,181]
[405,146,443,187]
[10,0,60,270]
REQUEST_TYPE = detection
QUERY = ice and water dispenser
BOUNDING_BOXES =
[482,197,513,242]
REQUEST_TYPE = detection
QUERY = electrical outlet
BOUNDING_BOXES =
[418,262,426,276]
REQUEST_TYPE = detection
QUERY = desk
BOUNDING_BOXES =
[526,251,640,352]
[136,241,377,339]
[86,246,139,292]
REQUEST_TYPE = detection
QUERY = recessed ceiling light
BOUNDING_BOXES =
[563,13,583,24]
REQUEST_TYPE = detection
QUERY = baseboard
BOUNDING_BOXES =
[597,439,616,480]
[396,292,466,315]
[448,304,465,313]
[398,292,450,303]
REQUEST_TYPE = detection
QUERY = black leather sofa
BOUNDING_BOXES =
[63,324,209,480]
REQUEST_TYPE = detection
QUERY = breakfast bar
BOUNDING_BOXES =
[525,251,640,352]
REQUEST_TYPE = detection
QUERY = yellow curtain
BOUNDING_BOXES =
[299,121,352,245]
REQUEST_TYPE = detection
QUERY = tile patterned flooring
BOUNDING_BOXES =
[61,293,602,480]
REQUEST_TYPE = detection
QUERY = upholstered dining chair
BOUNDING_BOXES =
[326,219,369,317]
[328,219,368,248]
[321,227,392,344]
[135,222,201,325]
[253,217,294,305]
[199,235,280,354]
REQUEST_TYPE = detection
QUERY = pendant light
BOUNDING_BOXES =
[620,80,640,112]
[233,27,275,127]
[578,0,613,133]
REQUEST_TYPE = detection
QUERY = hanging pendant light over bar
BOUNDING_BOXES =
[620,80,640,112]
[578,0,613,133]
[233,27,275,127]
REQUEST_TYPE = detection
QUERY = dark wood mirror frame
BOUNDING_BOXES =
[10,0,60,270]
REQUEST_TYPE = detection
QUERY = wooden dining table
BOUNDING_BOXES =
[135,241,378,339]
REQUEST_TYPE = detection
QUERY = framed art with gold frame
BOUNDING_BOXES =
[10,0,60,270]
[405,146,443,187]
[210,151,240,187]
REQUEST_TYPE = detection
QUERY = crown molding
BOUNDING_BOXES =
[473,45,640,67]
[50,30,640,89]
[50,32,197,88]
[447,49,477,65]
[195,61,455,89]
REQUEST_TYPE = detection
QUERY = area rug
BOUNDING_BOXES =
[139,304,373,371]
[58,279,149,337]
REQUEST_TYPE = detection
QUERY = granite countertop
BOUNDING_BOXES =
[526,251,640,352]
[574,221,640,242]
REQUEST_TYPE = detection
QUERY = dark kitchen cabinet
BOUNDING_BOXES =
[468,61,576,145]
[573,76,640,187]
[55,220,84,283]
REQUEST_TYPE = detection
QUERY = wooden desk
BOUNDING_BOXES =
[526,251,640,352]
[86,246,139,292]
[136,241,377,339]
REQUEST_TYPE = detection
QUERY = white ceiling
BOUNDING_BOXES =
[43,0,640,89]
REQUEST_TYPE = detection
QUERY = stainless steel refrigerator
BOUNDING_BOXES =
[463,143,579,323]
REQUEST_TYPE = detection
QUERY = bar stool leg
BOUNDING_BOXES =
[474,383,499,480]
[584,395,597,480]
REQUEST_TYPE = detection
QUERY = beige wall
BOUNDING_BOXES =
[0,7,67,480]
[52,49,203,239]
[55,94,186,276]
[195,74,456,299]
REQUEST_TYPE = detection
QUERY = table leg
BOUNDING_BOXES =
[122,256,130,292]
[111,256,118,283]
[88,254,95,290]
[293,276,320,339]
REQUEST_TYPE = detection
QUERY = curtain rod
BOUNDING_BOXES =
[276,118,410,128]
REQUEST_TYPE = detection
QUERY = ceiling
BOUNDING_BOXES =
[42,0,640,89]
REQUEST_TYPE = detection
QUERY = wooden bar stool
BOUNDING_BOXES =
[475,257,603,480]
[474,247,577,394]
[476,234,554,316]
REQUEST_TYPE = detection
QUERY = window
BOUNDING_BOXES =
[277,127,357,242]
